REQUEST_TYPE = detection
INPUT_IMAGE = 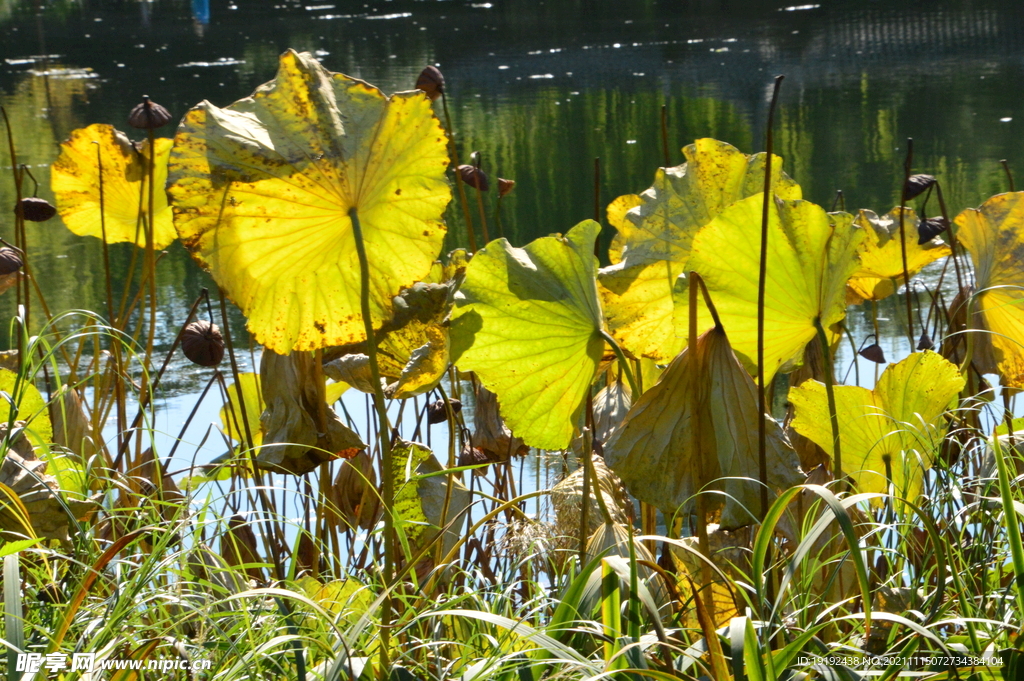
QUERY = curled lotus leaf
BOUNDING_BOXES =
[168,49,451,353]
[258,350,365,475]
[789,351,964,506]
[450,220,605,451]
[0,423,94,542]
[604,325,802,529]
[846,207,951,303]
[469,383,528,463]
[391,441,469,557]
[689,194,864,384]
[597,138,801,362]
[50,124,175,248]
[955,192,1024,388]
[325,251,467,398]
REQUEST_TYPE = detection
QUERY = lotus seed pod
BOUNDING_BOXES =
[457,164,489,191]
[128,95,173,130]
[904,174,936,200]
[917,331,934,351]
[14,197,57,222]
[497,178,516,197]
[0,248,23,275]
[181,319,225,367]
[859,343,887,364]
[427,398,462,424]
[415,66,445,101]
[918,216,949,244]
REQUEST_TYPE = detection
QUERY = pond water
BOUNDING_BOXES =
[0,0,1021,481]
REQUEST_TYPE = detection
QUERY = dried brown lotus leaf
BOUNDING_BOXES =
[50,385,99,463]
[470,383,528,462]
[0,423,93,542]
[331,450,378,531]
[127,448,186,522]
[592,376,631,444]
[258,351,366,475]
[0,272,20,297]
[605,326,803,529]
[323,354,383,394]
[220,514,264,582]
[550,454,632,538]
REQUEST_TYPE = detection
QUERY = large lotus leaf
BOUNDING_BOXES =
[597,139,801,362]
[846,207,951,303]
[168,49,451,353]
[955,192,1024,388]
[789,351,964,506]
[689,194,864,383]
[604,326,801,529]
[450,221,605,450]
[50,124,175,248]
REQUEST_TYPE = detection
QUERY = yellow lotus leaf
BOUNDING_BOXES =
[0,369,53,447]
[50,124,175,248]
[450,220,605,450]
[789,351,964,506]
[689,194,864,384]
[604,325,802,529]
[219,372,264,454]
[955,191,1024,388]
[598,138,801,362]
[846,207,951,303]
[296,576,371,618]
[330,258,465,399]
[168,49,451,353]
[672,524,751,628]
[607,193,642,265]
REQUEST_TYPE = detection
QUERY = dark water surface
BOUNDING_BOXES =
[1,0,1022,401]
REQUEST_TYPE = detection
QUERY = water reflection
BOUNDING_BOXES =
[0,0,1021,377]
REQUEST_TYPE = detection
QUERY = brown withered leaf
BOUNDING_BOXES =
[470,383,529,462]
[0,423,94,542]
[605,325,802,529]
[330,450,378,531]
[258,350,366,475]
[220,514,264,582]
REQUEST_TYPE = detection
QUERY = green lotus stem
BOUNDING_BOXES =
[471,152,490,243]
[898,139,915,346]
[440,92,477,252]
[814,316,843,482]
[689,271,712,589]
[661,104,670,168]
[758,75,783,524]
[934,183,966,299]
[578,419,591,566]
[599,329,638,398]
[349,206,395,670]
[2,106,28,357]
[145,128,158,362]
